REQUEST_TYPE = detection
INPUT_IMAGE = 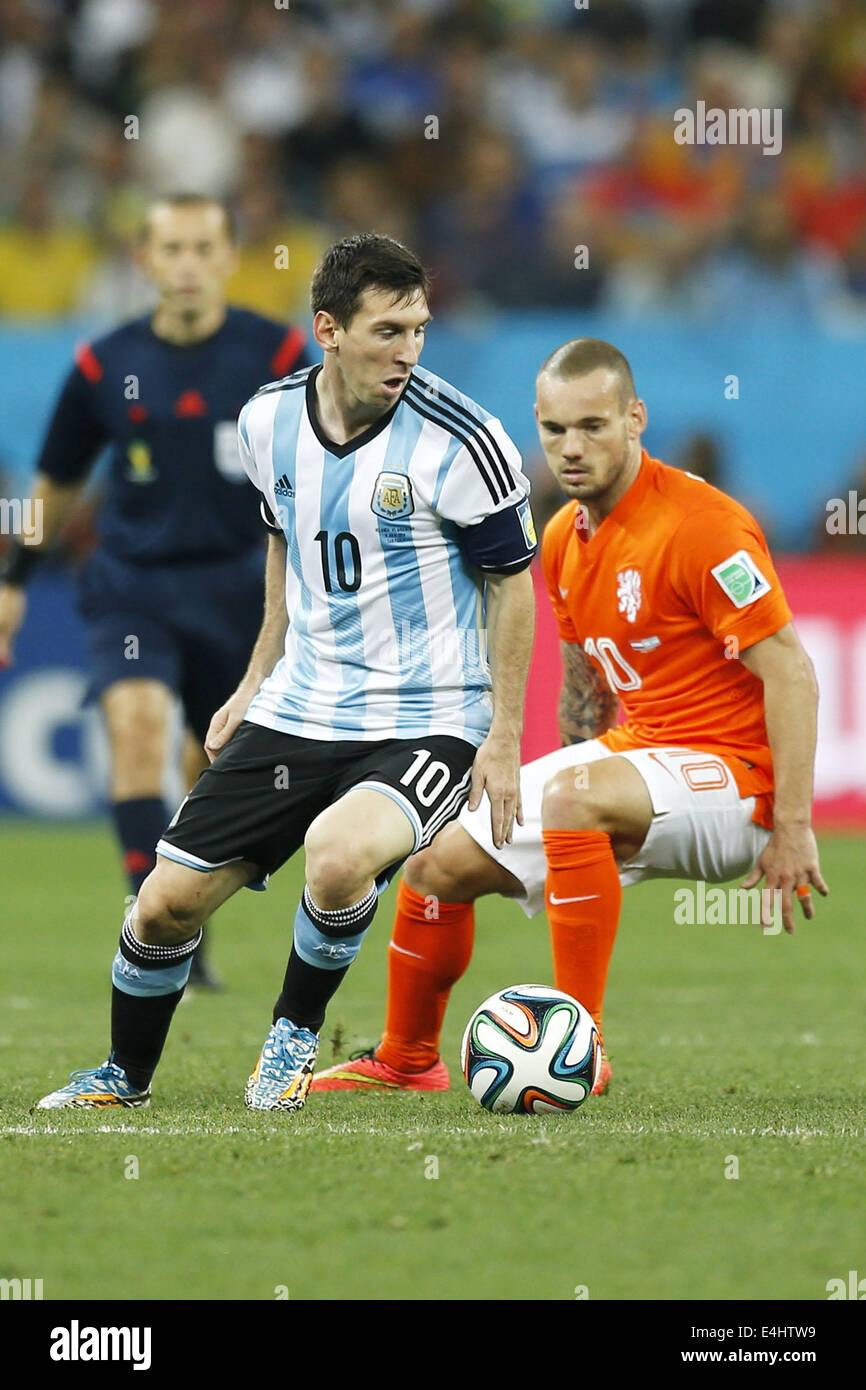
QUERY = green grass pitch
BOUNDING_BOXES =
[0,822,863,1301]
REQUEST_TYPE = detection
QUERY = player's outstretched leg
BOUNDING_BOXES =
[245,788,418,1112]
[310,877,463,1094]
[312,821,517,1093]
[35,858,249,1110]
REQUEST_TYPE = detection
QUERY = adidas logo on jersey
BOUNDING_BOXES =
[274,474,295,498]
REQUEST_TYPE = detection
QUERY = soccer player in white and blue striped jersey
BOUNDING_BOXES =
[36,234,537,1114]
[236,352,530,752]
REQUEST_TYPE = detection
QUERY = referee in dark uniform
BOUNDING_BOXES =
[0,193,311,985]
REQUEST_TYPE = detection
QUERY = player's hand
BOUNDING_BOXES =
[468,731,523,850]
[204,689,251,762]
[740,825,828,934]
[0,584,27,668]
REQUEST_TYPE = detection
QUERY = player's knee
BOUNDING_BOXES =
[403,831,480,902]
[404,843,450,898]
[104,693,167,773]
[541,767,608,832]
[133,880,204,944]
[113,716,164,766]
[109,731,166,800]
[303,824,367,902]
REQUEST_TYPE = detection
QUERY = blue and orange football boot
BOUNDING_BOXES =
[245,1017,319,1111]
[34,1059,150,1110]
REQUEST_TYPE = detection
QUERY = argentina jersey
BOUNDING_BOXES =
[237,362,537,744]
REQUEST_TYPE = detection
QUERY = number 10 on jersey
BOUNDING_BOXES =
[315,529,362,593]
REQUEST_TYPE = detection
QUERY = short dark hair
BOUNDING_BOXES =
[538,338,637,406]
[310,233,431,327]
[141,193,237,243]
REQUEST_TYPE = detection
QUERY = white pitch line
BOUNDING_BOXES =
[0,1122,858,1139]
[2,1122,509,1138]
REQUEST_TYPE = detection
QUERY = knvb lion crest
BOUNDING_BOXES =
[371,471,414,520]
[617,567,642,623]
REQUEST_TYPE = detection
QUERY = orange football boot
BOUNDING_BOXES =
[591,1045,612,1096]
[311,1048,449,1093]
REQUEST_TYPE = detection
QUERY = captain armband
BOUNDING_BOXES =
[458,499,537,574]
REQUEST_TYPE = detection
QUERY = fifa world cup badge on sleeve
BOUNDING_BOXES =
[371,472,414,520]
[710,550,771,608]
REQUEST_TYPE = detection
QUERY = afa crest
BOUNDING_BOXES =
[371,471,414,520]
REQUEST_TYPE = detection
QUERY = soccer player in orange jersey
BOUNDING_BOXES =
[312,337,828,1096]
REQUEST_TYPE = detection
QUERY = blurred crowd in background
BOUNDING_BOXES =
[2,1,863,824]
[2,0,866,330]
[1,0,865,552]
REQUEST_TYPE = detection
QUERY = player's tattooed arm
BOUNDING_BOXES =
[559,641,619,745]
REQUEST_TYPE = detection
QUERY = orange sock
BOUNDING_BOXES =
[542,829,622,1038]
[378,880,475,1073]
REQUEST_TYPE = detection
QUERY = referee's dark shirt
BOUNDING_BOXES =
[37,307,310,564]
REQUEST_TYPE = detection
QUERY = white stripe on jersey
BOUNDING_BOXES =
[283,407,341,739]
[416,765,474,850]
[237,363,529,744]
[345,425,411,737]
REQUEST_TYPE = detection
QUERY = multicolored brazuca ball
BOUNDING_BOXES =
[461,984,601,1114]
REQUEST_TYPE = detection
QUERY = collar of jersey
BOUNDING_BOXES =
[577,449,655,556]
[305,363,405,459]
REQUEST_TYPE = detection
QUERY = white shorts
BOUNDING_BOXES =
[458,741,772,919]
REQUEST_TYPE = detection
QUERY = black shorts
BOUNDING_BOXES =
[156,720,478,889]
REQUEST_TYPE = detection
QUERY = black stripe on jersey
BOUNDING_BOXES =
[403,390,504,506]
[405,378,514,499]
[405,375,514,500]
[251,368,313,401]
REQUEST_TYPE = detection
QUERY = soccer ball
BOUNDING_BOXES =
[461,984,601,1114]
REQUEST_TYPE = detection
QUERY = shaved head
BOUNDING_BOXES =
[538,337,636,408]
[534,337,646,523]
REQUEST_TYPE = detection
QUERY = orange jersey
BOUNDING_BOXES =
[541,450,793,828]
